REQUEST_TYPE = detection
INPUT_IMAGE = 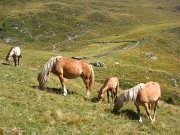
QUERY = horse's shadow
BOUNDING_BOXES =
[112,109,141,120]
[31,85,82,96]
[31,85,62,94]
[91,97,98,103]
[2,62,9,65]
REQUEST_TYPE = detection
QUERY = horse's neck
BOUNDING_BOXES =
[124,86,140,102]
[41,57,56,76]
[100,86,106,94]
[123,90,130,102]
[101,82,110,93]
[7,49,14,58]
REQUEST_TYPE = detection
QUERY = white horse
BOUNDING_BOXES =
[5,46,22,66]
[113,82,161,123]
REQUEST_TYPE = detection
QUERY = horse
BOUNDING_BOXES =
[37,56,94,97]
[98,77,119,104]
[113,82,161,123]
[5,46,22,66]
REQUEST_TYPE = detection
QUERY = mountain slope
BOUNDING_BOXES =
[0,0,180,134]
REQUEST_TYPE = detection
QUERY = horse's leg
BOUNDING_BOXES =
[144,103,152,122]
[115,87,118,97]
[18,56,20,65]
[86,81,90,97]
[83,78,90,98]
[58,75,67,96]
[147,103,151,119]
[111,89,114,104]
[107,90,110,104]
[13,56,17,66]
[114,87,117,100]
[148,104,151,110]
[135,103,142,122]
[152,101,158,122]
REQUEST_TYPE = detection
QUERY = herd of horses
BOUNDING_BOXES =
[5,46,161,123]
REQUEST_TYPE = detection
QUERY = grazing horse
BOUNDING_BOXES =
[37,56,94,97]
[113,82,161,123]
[98,77,119,104]
[5,46,22,66]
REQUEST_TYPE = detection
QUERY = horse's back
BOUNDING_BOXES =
[108,77,119,87]
[138,82,161,103]
[55,56,91,79]
[13,46,21,56]
[102,77,116,89]
[109,77,118,82]
[60,56,88,68]
[145,82,161,97]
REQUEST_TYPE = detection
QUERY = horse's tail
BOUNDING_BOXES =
[19,54,22,58]
[89,65,94,92]
[116,78,119,90]
[116,78,119,96]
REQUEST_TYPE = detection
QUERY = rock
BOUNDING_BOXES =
[92,61,106,68]
[145,52,158,60]
[72,56,82,60]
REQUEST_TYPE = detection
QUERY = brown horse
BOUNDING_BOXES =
[37,56,94,97]
[98,77,119,104]
[113,82,161,123]
[5,46,22,66]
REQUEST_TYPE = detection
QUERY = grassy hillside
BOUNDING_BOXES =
[0,0,180,134]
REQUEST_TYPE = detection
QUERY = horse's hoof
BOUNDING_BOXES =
[151,121,154,124]
[151,119,155,123]
[62,93,67,96]
[85,96,89,98]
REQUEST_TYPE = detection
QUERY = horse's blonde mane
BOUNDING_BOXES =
[124,83,144,102]
[38,56,62,86]
[117,83,144,106]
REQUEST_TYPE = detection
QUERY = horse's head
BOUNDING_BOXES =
[113,94,124,112]
[97,90,104,103]
[37,73,44,89]
[5,57,10,64]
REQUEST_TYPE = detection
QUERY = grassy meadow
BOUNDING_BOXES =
[0,0,180,134]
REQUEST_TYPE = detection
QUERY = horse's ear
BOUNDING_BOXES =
[56,58,60,64]
[55,58,57,64]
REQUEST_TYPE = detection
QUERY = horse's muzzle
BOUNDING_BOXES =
[112,108,118,113]
[39,86,44,90]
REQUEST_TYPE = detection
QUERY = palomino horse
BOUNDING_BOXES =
[37,56,94,97]
[98,77,119,104]
[113,82,161,123]
[5,46,22,66]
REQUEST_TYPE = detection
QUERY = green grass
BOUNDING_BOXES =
[0,0,180,134]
